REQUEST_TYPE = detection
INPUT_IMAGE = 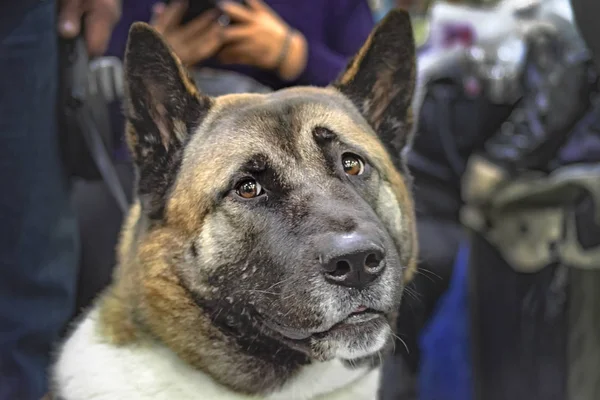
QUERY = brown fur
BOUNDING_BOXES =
[95,9,418,396]
[337,31,374,87]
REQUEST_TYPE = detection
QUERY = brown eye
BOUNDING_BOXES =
[235,179,263,199]
[342,153,365,176]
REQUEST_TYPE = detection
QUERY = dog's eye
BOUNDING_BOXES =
[342,153,365,176]
[235,179,263,199]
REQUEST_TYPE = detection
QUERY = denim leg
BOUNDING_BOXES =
[0,1,79,399]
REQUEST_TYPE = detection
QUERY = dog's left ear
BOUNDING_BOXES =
[123,22,212,219]
[332,10,416,165]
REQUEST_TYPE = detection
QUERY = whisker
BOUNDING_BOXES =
[416,267,442,281]
[235,289,279,296]
[232,275,303,298]
[210,307,224,323]
[263,275,297,291]
[403,286,423,303]
[391,332,410,354]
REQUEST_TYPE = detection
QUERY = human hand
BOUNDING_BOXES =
[151,1,224,67]
[218,0,307,81]
[58,0,122,56]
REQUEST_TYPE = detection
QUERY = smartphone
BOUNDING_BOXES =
[164,0,217,24]
[165,0,245,25]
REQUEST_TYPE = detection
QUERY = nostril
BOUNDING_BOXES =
[365,253,380,269]
[330,260,351,277]
[364,252,384,273]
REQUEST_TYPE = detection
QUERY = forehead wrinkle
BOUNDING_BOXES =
[295,101,403,179]
[175,125,298,202]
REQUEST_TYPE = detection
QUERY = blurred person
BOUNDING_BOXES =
[0,1,120,399]
[111,0,376,90]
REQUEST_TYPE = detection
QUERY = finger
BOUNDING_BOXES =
[84,2,120,56]
[180,9,220,40]
[219,1,254,22]
[149,2,166,25]
[220,25,253,43]
[153,0,187,32]
[217,43,252,64]
[245,0,269,12]
[189,24,225,62]
[58,0,84,38]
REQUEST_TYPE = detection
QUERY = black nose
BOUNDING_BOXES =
[319,233,386,289]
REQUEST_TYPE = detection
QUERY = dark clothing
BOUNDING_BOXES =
[106,0,375,89]
[0,1,79,399]
[0,0,41,40]
[572,0,600,73]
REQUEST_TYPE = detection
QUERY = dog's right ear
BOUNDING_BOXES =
[331,10,416,169]
[124,22,212,219]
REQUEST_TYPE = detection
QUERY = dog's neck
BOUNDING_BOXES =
[54,309,380,400]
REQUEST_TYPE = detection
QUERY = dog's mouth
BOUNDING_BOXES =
[263,306,386,342]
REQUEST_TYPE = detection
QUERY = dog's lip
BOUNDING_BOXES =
[263,319,314,341]
[263,307,384,341]
[342,308,383,324]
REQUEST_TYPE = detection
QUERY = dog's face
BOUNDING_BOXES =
[115,10,416,393]
[172,90,414,363]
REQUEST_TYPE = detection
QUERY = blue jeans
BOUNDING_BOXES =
[0,1,78,399]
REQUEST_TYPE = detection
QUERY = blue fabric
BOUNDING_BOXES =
[106,0,375,89]
[0,1,79,399]
[418,242,473,400]
[558,99,600,165]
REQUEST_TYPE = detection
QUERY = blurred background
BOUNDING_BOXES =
[2,0,600,399]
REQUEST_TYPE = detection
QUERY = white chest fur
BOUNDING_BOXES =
[53,311,381,400]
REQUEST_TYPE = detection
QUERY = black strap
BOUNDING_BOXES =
[76,104,129,214]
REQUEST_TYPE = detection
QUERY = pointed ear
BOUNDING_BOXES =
[124,22,212,219]
[332,10,416,167]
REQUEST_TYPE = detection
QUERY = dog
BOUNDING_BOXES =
[52,9,417,400]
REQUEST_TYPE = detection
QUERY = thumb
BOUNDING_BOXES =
[84,6,118,56]
[58,0,84,38]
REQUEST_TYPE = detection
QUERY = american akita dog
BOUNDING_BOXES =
[53,9,418,400]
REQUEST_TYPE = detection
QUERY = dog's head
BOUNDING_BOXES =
[111,10,416,394]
